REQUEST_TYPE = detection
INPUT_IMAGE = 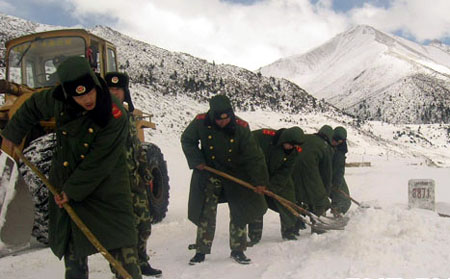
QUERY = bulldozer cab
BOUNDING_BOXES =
[3,29,118,105]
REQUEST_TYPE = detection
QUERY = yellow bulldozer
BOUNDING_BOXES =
[0,29,169,254]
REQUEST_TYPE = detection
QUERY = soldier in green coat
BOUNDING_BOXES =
[1,57,141,279]
[292,125,334,222]
[330,126,351,215]
[181,95,269,265]
[248,127,305,245]
[105,72,162,277]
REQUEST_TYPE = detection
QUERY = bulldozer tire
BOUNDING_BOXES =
[141,143,170,224]
[19,134,55,245]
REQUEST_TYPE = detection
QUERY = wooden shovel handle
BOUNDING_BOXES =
[203,166,309,222]
[334,188,361,206]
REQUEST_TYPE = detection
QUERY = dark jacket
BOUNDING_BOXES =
[1,88,137,259]
[252,128,301,198]
[252,128,303,227]
[181,112,269,226]
[292,134,333,216]
[332,142,348,191]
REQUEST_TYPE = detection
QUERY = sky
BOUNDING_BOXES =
[1,0,450,70]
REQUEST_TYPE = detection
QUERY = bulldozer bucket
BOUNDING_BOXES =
[0,149,34,255]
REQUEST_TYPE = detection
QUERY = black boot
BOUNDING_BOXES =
[189,252,205,265]
[282,233,297,241]
[230,251,251,264]
[247,237,260,247]
[282,227,298,241]
[140,262,162,277]
[295,220,307,231]
[311,227,327,235]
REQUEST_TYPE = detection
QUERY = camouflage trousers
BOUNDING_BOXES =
[131,191,152,268]
[64,240,142,279]
[195,177,247,254]
[330,179,351,214]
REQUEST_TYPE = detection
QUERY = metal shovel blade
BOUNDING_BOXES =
[311,219,346,231]
[313,215,349,230]
[0,149,34,250]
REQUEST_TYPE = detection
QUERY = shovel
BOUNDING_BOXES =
[14,148,133,279]
[334,188,381,209]
[203,166,348,231]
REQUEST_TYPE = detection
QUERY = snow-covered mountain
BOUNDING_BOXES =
[259,25,450,124]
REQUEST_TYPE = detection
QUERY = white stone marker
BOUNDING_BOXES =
[408,179,435,211]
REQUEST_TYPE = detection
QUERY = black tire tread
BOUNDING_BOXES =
[141,142,170,224]
[19,133,55,245]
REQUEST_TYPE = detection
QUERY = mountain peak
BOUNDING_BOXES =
[337,24,396,46]
[342,25,379,38]
[348,24,377,33]
[259,24,450,125]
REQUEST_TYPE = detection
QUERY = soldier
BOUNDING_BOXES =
[248,127,305,245]
[330,126,351,215]
[181,95,269,265]
[292,125,334,233]
[1,57,142,279]
[105,72,162,277]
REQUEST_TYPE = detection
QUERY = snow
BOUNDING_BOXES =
[1,109,450,279]
[416,59,450,75]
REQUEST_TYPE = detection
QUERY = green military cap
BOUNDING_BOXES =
[57,56,100,97]
[318,125,334,144]
[208,95,234,120]
[209,95,232,112]
[279,126,305,145]
[333,126,347,141]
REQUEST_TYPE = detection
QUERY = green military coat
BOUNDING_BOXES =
[252,128,300,227]
[1,89,137,259]
[252,129,299,200]
[332,143,347,191]
[292,134,333,216]
[331,142,351,213]
[181,113,269,227]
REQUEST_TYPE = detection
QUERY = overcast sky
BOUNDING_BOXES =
[1,0,449,69]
